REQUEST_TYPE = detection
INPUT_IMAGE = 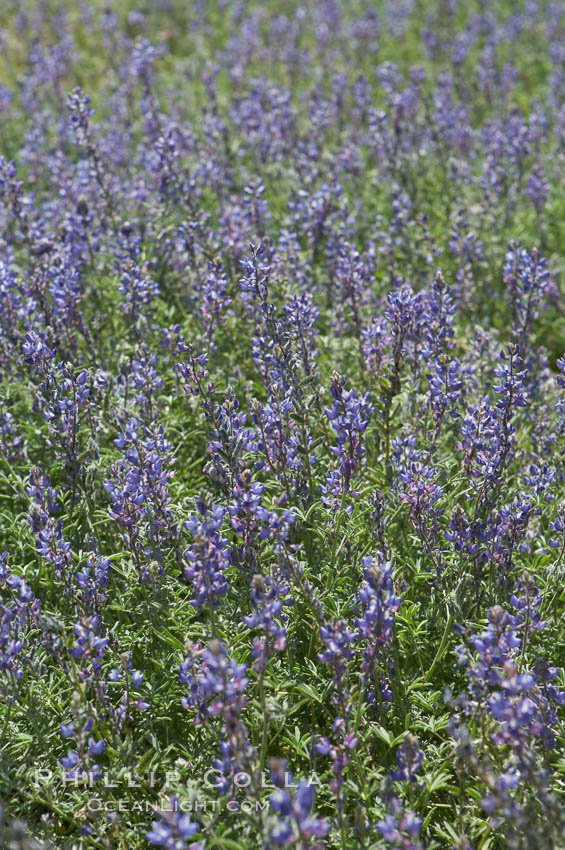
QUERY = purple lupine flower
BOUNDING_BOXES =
[331,240,374,355]
[114,221,160,336]
[239,242,270,305]
[120,347,164,423]
[66,87,112,214]
[66,87,95,149]
[243,178,268,236]
[488,343,528,480]
[362,315,391,376]
[45,248,84,348]
[250,309,295,401]
[0,553,42,683]
[288,180,343,269]
[321,372,373,510]
[27,362,94,489]
[191,640,249,722]
[88,737,105,755]
[22,331,55,371]
[243,574,291,672]
[146,797,202,850]
[356,553,402,711]
[318,620,357,706]
[75,553,110,610]
[269,760,329,848]
[423,271,456,358]
[314,716,358,807]
[176,348,232,475]
[445,507,478,557]
[205,387,256,488]
[109,654,151,722]
[493,347,528,411]
[457,398,499,480]
[283,291,319,379]
[69,615,108,673]
[523,461,555,502]
[0,404,23,464]
[26,468,73,587]
[119,260,160,334]
[396,441,444,562]
[58,710,104,783]
[251,397,316,500]
[381,284,418,398]
[197,257,232,353]
[457,344,529,512]
[510,572,547,644]
[228,469,296,567]
[104,417,177,581]
[183,496,231,609]
[151,126,188,205]
[180,641,255,798]
[503,245,554,347]
[449,601,565,836]
[377,801,423,850]
[389,735,423,785]
[526,164,548,216]
[427,355,462,427]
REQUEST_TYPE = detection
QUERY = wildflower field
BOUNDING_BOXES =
[1,1,565,848]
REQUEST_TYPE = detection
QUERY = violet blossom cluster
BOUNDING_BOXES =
[180,640,256,798]
[104,416,177,581]
[449,600,565,842]
[321,372,373,511]
[268,760,329,850]
[183,495,231,610]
